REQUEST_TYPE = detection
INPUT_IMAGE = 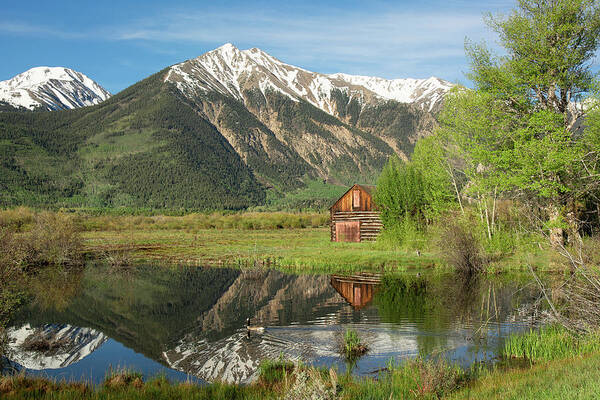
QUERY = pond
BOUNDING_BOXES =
[3,264,539,384]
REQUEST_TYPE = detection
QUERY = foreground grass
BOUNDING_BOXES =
[4,356,600,400]
[450,353,600,399]
[0,374,275,400]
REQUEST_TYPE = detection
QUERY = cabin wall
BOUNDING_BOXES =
[330,187,374,213]
[330,211,383,242]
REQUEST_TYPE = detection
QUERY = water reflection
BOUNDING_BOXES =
[5,264,539,384]
[330,274,380,310]
[6,324,107,370]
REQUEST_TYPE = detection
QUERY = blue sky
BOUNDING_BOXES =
[1,0,516,94]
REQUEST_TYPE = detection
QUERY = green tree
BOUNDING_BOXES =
[439,0,600,246]
[374,151,455,231]
[411,136,459,217]
[375,156,425,228]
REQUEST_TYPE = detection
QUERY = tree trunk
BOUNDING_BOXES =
[548,205,564,248]
[565,208,583,253]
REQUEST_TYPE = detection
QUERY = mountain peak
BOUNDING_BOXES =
[166,45,454,114]
[217,42,238,51]
[0,66,110,110]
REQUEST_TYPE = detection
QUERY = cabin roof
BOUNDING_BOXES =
[329,184,376,210]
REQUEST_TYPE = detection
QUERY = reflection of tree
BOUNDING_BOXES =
[374,275,450,356]
[373,273,531,357]
[25,266,85,312]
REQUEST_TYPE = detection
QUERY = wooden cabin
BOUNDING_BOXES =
[329,184,383,242]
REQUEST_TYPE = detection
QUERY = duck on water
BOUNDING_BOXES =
[246,318,264,334]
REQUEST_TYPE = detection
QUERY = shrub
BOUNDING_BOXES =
[25,212,83,267]
[437,216,485,274]
[375,216,425,251]
[0,211,83,270]
[402,358,465,398]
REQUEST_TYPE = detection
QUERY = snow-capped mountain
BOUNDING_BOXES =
[0,67,110,110]
[165,43,453,114]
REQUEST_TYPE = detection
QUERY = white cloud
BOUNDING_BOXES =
[106,8,498,80]
[0,4,507,83]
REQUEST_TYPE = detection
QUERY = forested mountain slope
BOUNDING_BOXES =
[0,71,264,209]
[0,45,454,209]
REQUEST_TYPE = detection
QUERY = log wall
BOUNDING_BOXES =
[330,211,383,242]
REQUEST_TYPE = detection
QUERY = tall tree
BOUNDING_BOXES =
[440,0,600,247]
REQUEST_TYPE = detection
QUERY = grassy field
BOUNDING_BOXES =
[0,207,571,273]
[82,227,432,272]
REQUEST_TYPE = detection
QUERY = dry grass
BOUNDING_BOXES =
[77,211,329,232]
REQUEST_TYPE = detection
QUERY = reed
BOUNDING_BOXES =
[504,325,600,362]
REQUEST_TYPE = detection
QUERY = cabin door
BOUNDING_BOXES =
[335,221,361,242]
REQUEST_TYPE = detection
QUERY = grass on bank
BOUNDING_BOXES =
[449,352,600,400]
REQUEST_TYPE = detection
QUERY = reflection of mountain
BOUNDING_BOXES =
[163,324,432,384]
[11,265,241,362]
[162,270,348,382]
[195,270,341,340]
[6,324,108,370]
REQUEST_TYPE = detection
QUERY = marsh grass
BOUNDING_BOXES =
[342,329,368,361]
[0,373,274,399]
[504,325,600,363]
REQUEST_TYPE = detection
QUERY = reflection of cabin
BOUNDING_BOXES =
[329,184,383,242]
[330,274,381,310]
